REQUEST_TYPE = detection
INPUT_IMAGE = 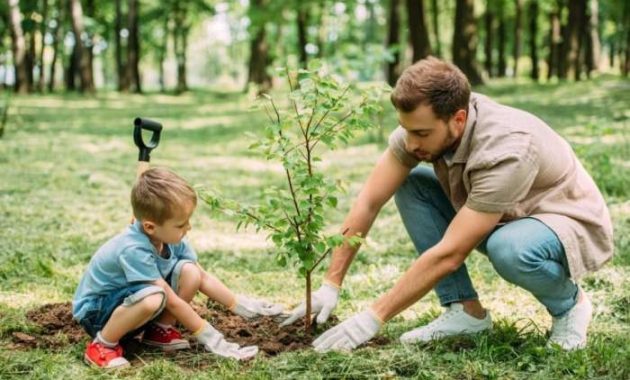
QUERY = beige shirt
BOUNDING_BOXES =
[389,93,614,279]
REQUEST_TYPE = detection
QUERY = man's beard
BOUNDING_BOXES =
[417,130,459,163]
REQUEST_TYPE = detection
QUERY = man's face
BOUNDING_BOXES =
[398,104,467,163]
[144,201,195,245]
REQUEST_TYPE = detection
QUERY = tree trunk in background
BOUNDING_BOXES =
[513,0,523,77]
[66,43,78,90]
[174,0,188,93]
[297,8,308,68]
[317,5,327,58]
[453,0,483,85]
[126,0,141,93]
[247,24,272,93]
[158,16,169,92]
[8,0,28,93]
[26,27,35,90]
[85,0,95,89]
[430,0,441,57]
[497,5,507,77]
[115,0,128,91]
[49,0,64,92]
[622,0,629,76]
[563,0,587,80]
[547,9,561,79]
[70,0,94,92]
[37,0,49,92]
[584,0,601,75]
[406,0,431,62]
[528,0,539,81]
[385,0,401,86]
[484,5,494,77]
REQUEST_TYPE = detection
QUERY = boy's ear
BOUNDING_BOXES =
[142,220,157,235]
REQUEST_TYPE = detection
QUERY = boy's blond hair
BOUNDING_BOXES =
[131,168,197,224]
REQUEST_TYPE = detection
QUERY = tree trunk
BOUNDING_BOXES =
[484,5,494,77]
[547,9,561,80]
[49,0,64,92]
[621,0,630,76]
[406,0,431,62]
[513,0,523,77]
[430,0,441,57]
[174,1,188,94]
[158,15,169,92]
[8,0,28,93]
[69,0,94,92]
[497,5,507,77]
[26,26,36,90]
[563,0,587,80]
[126,0,141,93]
[115,0,128,91]
[385,0,401,86]
[584,0,601,75]
[37,0,49,92]
[305,270,312,332]
[66,43,78,90]
[247,24,272,93]
[528,0,539,81]
[297,8,308,68]
[452,0,483,85]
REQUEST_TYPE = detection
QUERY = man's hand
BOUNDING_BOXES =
[231,295,283,319]
[312,310,382,352]
[280,282,339,327]
[196,323,258,360]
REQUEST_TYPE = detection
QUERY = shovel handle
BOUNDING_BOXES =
[133,117,163,162]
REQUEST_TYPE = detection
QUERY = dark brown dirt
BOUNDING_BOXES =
[9,301,390,358]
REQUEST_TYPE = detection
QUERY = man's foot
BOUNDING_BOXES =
[547,289,592,350]
[143,323,191,351]
[84,341,130,369]
[400,303,492,343]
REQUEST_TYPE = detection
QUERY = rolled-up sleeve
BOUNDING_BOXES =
[118,246,161,283]
[388,126,419,168]
[465,135,539,213]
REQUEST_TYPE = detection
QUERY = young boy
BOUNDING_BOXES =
[73,167,283,369]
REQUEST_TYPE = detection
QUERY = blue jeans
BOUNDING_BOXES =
[395,166,578,317]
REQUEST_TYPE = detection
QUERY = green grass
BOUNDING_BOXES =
[0,75,629,379]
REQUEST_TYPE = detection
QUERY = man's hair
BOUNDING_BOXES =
[390,57,471,121]
[131,168,197,224]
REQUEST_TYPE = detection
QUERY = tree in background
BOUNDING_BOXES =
[126,0,141,93]
[453,0,483,84]
[513,0,523,78]
[385,0,401,86]
[528,0,539,81]
[8,0,28,93]
[406,0,431,62]
[69,0,94,92]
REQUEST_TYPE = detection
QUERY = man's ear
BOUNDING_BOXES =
[142,220,157,235]
[452,109,468,134]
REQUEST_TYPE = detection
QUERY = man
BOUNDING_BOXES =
[281,57,613,352]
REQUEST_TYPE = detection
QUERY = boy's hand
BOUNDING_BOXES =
[196,323,258,360]
[280,282,339,327]
[231,295,284,319]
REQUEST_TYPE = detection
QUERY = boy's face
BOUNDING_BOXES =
[142,201,195,245]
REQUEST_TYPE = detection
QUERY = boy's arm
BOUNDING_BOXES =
[196,263,236,308]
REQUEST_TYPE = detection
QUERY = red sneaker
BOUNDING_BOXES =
[84,341,130,369]
[143,323,190,351]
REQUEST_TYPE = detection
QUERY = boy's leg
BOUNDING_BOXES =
[481,218,590,349]
[396,166,491,344]
[82,285,165,368]
[153,260,201,326]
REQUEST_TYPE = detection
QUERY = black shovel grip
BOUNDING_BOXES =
[133,117,163,162]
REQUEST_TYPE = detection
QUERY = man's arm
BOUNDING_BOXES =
[371,206,502,321]
[325,148,411,286]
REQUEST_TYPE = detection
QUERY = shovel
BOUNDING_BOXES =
[133,117,163,177]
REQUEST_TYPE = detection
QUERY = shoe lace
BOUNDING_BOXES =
[428,307,457,329]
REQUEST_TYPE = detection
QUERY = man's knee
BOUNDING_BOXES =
[394,166,438,207]
[486,235,534,281]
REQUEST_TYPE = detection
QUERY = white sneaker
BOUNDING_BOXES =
[547,290,592,350]
[400,303,492,344]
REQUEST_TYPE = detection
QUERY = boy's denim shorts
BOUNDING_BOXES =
[77,259,194,338]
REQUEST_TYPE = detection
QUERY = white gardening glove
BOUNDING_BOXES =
[280,281,339,327]
[195,323,258,360]
[231,294,284,319]
[312,309,382,352]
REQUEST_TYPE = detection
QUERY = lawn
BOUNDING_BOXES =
[0,75,628,379]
